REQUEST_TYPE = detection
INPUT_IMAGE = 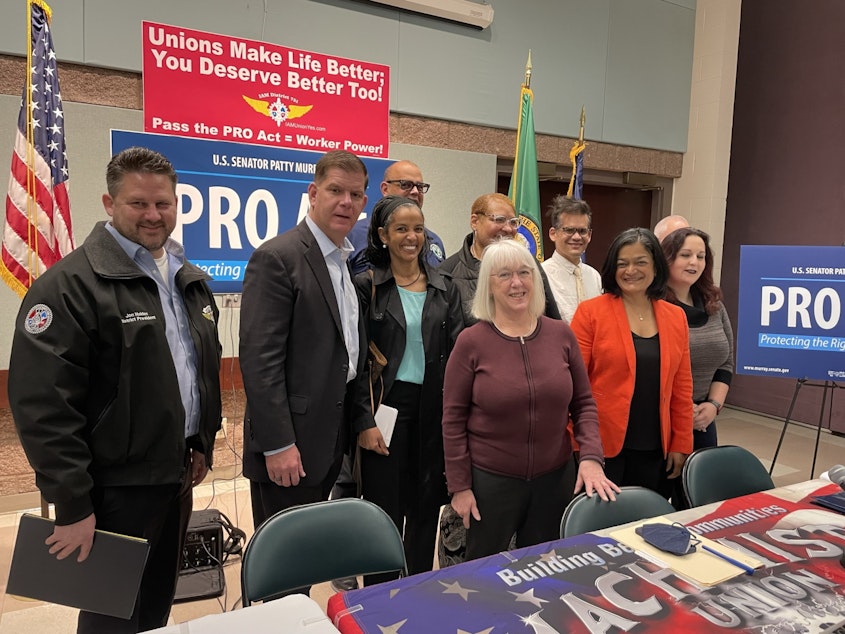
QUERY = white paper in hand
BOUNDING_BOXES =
[375,404,398,448]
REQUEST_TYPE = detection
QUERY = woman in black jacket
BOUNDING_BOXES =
[355,195,464,583]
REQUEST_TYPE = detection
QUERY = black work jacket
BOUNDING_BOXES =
[9,222,222,524]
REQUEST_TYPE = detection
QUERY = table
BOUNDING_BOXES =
[328,480,845,633]
[149,593,340,633]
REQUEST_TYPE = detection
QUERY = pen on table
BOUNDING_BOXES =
[701,545,755,575]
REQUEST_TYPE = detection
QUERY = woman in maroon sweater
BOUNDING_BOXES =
[442,240,619,560]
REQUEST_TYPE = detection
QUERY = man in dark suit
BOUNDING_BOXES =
[240,150,370,528]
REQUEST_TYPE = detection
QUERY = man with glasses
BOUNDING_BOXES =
[348,160,446,274]
[542,195,602,322]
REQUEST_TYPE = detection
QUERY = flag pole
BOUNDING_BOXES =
[3,0,73,298]
[512,51,531,184]
[27,0,54,519]
[567,106,586,198]
[26,0,37,286]
[509,51,543,260]
[524,49,532,89]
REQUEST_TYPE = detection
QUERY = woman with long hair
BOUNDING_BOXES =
[661,227,733,450]
[355,195,464,583]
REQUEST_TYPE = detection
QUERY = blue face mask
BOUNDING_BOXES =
[635,522,700,556]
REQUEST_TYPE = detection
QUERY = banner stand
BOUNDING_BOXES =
[769,379,841,479]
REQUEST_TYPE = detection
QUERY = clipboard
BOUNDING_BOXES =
[6,513,150,619]
[611,517,764,586]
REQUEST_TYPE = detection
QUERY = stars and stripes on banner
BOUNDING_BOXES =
[328,486,845,633]
[2,0,74,297]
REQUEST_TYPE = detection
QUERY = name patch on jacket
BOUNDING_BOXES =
[24,304,53,334]
[121,311,157,324]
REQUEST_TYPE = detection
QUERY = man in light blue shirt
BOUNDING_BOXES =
[106,224,202,436]
[9,147,222,633]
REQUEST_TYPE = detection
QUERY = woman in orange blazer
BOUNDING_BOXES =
[570,228,693,499]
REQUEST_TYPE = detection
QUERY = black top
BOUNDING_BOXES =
[624,332,662,451]
[675,289,709,328]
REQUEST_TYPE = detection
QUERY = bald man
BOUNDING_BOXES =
[348,160,446,274]
[653,214,690,242]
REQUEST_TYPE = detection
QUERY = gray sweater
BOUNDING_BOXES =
[682,301,734,401]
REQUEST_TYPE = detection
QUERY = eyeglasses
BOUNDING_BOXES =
[492,269,533,282]
[481,213,520,228]
[555,226,591,237]
[385,179,430,194]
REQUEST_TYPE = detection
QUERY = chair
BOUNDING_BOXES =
[560,486,676,538]
[682,445,775,508]
[240,498,408,606]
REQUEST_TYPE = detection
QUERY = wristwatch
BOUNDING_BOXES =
[705,399,723,414]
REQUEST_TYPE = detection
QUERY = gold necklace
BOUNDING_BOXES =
[624,298,648,321]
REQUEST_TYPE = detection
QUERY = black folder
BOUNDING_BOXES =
[6,513,150,619]
[811,491,845,514]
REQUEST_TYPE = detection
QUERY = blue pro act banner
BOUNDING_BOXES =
[111,130,391,292]
[736,245,845,381]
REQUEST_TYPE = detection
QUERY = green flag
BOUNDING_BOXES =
[508,85,542,260]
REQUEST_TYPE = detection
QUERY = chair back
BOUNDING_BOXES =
[241,498,408,606]
[560,486,676,538]
[682,445,774,507]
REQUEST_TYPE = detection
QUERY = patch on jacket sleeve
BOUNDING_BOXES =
[202,305,215,322]
[24,304,53,334]
[429,242,444,261]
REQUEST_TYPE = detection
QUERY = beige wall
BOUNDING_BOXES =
[672,0,742,283]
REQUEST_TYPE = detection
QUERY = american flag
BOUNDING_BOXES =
[2,0,73,297]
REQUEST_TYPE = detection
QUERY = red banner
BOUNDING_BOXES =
[142,22,390,157]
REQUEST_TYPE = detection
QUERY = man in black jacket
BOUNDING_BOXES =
[9,147,222,633]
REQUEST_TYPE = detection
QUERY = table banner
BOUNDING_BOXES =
[328,484,845,633]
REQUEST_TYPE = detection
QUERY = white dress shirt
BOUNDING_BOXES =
[541,250,602,322]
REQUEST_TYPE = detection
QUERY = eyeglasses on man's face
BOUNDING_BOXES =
[555,226,592,237]
[385,179,430,194]
[481,213,520,228]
